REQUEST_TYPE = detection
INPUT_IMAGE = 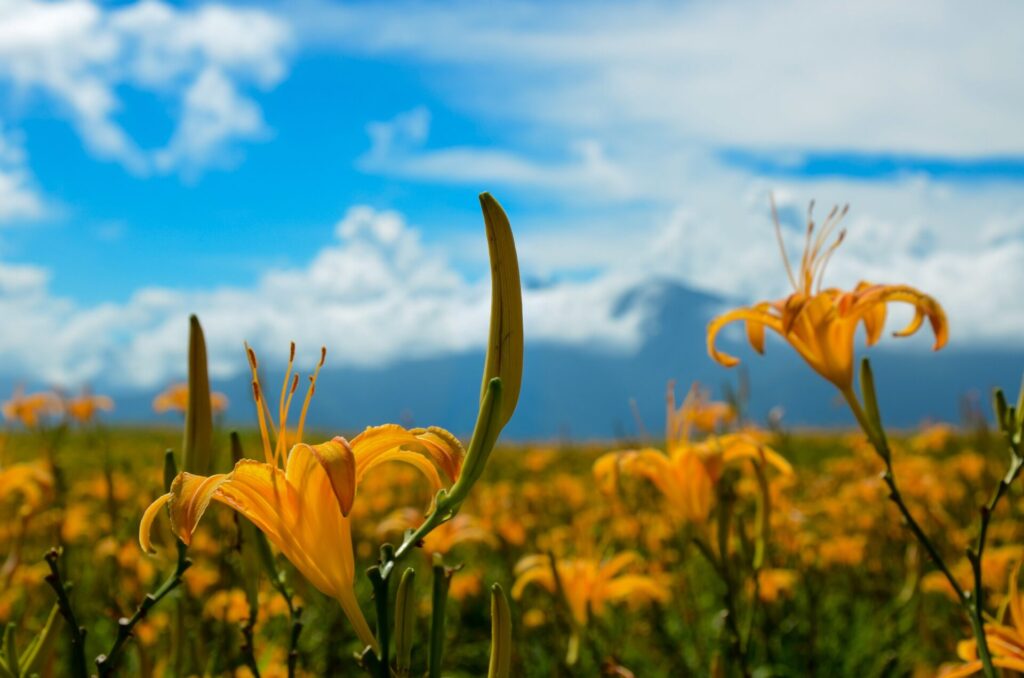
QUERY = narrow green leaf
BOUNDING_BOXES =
[393,568,417,675]
[487,584,512,678]
[2,624,18,677]
[183,314,214,475]
[20,605,61,677]
[478,193,523,431]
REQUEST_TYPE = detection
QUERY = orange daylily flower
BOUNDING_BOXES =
[140,346,464,650]
[65,391,114,424]
[707,199,948,393]
[152,382,229,415]
[2,388,63,428]
[594,382,791,523]
[512,551,669,626]
[512,551,669,664]
[941,563,1024,677]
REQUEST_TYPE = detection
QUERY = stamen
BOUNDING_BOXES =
[800,201,816,293]
[296,346,327,444]
[251,380,274,465]
[275,372,301,469]
[813,229,846,293]
[277,343,296,450]
[770,194,798,292]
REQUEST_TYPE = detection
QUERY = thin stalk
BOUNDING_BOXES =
[428,556,452,678]
[842,386,995,678]
[43,548,88,678]
[96,538,192,676]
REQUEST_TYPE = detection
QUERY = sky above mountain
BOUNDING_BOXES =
[0,0,1022,400]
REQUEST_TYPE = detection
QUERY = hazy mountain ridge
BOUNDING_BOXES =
[7,281,1022,439]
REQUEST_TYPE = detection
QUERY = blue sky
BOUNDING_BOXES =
[0,0,1022,390]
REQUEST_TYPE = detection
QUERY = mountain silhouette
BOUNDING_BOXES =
[20,281,1024,440]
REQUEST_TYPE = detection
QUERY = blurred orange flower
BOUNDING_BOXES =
[2,388,62,427]
[65,391,114,424]
[152,382,228,414]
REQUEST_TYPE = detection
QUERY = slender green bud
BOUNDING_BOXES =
[478,193,523,432]
[428,554,451,678]
[487,584,512,678]
[859,359,888,457]
[183,314,215,475]
[446,379,503,508]
[394,568,417,675]
[163,449,177,492]
[994,389,1010,432]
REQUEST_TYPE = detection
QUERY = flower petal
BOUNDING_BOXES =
[167,472,229,545]
[139,492,172,554]
[307,438,357,517]
[707,306,783,368]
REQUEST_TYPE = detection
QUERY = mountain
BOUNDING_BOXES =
[12,281,1024,439]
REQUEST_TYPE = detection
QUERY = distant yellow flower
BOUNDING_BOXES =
[65,391,114,424]
[140,346,464,650]
[707,200,947,393]
[152,382,229,414]
[376,508,496,555]
[595,383,791,523]
[2,388,62,427]
[941,563,1024,677]
[512,551,668,655]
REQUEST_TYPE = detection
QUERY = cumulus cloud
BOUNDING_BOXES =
[294,0,1024,157]
[0,0,290,175]
[0,206,649,389]
[358,107,635,198]
[0,125,45,222]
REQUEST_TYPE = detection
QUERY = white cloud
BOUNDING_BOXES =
[0,205,648,388]
[295,0,1024,156]
[0,0,290,175]
[0,124,45,222]
[358,107,635,198]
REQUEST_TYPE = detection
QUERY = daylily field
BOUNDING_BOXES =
[1,196,1022,677]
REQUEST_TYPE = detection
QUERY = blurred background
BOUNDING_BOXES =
[0,0,1021,437]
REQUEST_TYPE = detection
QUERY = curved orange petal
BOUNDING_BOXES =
[139,492,172,554]
[167,472,229,545]
[847,284,948,350]
[707,306,783,368]
[306,438,357,517]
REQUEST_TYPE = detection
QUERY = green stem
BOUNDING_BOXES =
[96,538,192,676]
[42,548,88,678]
[428,556,452,678]
[842,386,996,678]
[368,564,391,678]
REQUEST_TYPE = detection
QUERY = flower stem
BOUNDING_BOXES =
[95,537,192,676]
[841,383,996,678]
[43,548,88,678]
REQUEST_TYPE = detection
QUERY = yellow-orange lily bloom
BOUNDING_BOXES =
[65,392,114,424]
[2,388,62,428]
[941,563,1024,677]
[152,382,229,415]
[707,200,948,393]
[140,346,464,650]
[512,551,669,627]
[594,381,791,523]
